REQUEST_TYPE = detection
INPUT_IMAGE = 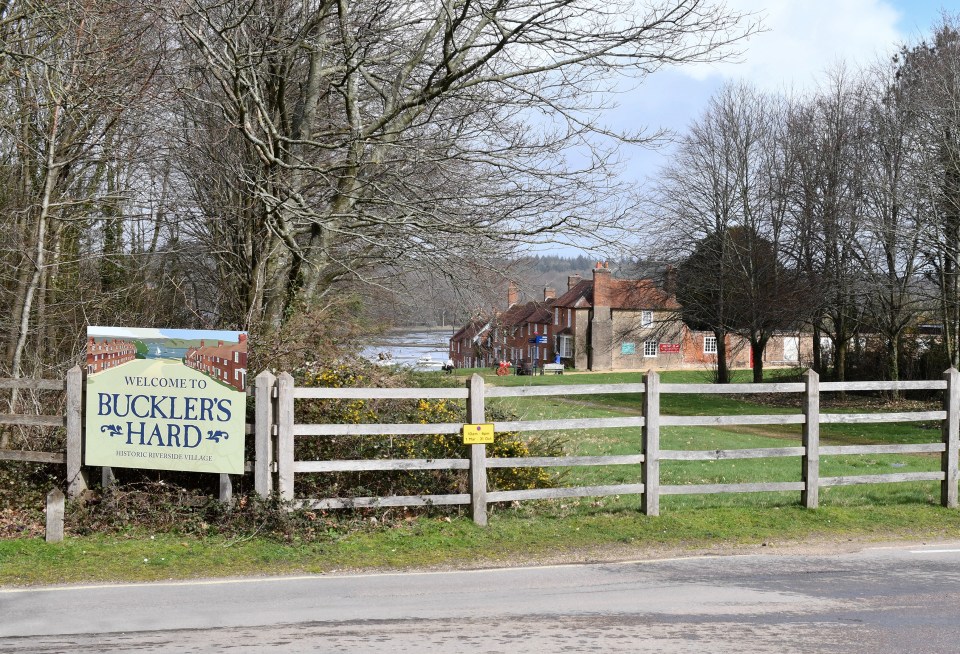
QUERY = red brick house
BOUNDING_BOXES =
[450,262,812,372]
[184,333,248,391]
[549,262,684,370]
[449,319,492,369]
[86,337,137,374]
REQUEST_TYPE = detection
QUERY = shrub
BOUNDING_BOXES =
[291,361,562,500]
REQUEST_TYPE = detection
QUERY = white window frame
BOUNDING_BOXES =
[557,335,573,358]
[641,310,653,328]
[704,335,718,354]
[644,341,658,357]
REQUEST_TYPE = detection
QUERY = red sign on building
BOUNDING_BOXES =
[659,343,681,353]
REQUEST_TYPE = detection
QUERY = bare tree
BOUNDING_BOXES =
[895,16,960,368]
[654,82,805,382]
[782,68,871,382]
[171,0,757,336]
[857,58,927,385]
[0,2,168,380]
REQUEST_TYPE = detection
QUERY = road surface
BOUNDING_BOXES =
[2,542,960,652]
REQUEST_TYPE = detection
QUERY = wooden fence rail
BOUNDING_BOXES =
[269,368,960,524]
[5,367,959,524]
[0,367,87,497]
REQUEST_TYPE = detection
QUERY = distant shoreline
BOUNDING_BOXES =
[387,326,456,333]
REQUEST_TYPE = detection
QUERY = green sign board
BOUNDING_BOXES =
[85,326,247,474]
[621,342,636,355]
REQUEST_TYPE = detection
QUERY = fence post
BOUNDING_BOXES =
[102,467,116,488]
[466,373,488,526]
[46,488,64,543]
[218,474,233,505]
[802,369,820,509]
[254,371,277,497]
[277,372,295,501]
[65,366,88,498]
[642,370,660,516]
[942,368,959,508]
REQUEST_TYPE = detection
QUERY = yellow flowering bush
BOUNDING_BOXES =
[291,362,561,500]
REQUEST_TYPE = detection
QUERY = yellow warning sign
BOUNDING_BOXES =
[463,423,495,444]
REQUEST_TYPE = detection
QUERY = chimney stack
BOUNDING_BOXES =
[507,281,520,307]
[567,274,582,291]
[592,261,612,307]
[663,265,677,296]
[543,286,556,301]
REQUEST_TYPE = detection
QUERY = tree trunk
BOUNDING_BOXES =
[750,336,768,383]
[715,329,730,384]
[812,325,823,374]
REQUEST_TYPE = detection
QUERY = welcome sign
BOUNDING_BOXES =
[84,326,247,474]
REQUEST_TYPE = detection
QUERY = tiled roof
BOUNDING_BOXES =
[192,340,246,357]
[552,278,679,310]
[608,279,680,311]
[552,280,593,308]
[497,300,554,328]
[451,319,489,342]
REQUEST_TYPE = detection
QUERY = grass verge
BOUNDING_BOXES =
[4,500,960,587]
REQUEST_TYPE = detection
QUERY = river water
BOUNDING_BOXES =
[361,329,454,370]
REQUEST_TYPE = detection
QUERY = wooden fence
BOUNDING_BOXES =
[4,367,958,525]
[263,369,960,525]
[0,367,87,497]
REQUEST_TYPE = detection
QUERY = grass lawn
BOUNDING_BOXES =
[478,366,945,514]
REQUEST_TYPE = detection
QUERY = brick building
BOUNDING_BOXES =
[184,333,248,391]
[450,263,812,372]
[86,337,137,374]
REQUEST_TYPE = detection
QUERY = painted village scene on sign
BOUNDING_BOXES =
[84,327,248,475]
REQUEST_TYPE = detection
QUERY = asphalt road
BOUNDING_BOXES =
[2,542,960,653]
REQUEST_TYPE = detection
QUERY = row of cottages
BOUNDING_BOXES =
[449,262,812,371]
[183,334,248,392]
[86,337,137,375]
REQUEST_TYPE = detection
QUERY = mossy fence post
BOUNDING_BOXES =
[802,369,820,509]
[65,366,88,498]
[641,370,659,516]
[45,488,64,543]
[942,368,959,508]
[254,371,277,497]
[276,372,295,501]
[467,374,488,526]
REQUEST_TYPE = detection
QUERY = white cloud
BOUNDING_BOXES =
[88,326,167,340]
[686,0,903,91]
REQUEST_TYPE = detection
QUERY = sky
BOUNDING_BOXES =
[556,0,949,258]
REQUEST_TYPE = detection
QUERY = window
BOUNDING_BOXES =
[554,308,559,325]
[641,311,653,328]
[704,336,718,354]
[557,335,573,358]
[567,310,571,328]
[644,341,658,357]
